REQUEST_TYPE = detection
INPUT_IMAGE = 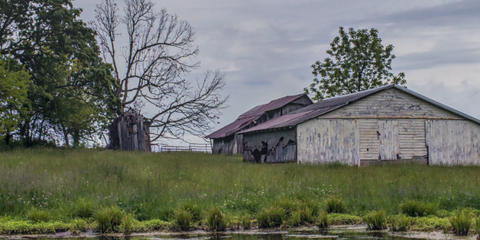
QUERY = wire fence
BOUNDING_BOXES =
[152,143,212,153]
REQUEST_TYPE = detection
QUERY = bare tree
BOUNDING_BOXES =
[93,0,227,142]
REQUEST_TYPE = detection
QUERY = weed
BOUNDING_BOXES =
[257,207,284,228]
[72,198,95,219]
[206,208,226,231]
[240,215,252,229]
[26,208,51,223]
[173,209,192,231]
[388,215,410,232]
[288,207,314,226]
[316,211,328,229]
[95,206,124,233]
[178,203,201,222]
[325,197,346,213]
[399,200,437,217]
[364,210,387,230]
[449,209,472,236]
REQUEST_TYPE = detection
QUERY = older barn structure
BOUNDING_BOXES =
[240,85,480,165]
[207,93,312,154]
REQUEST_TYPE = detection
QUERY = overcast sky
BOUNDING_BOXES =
[75,0,480,144]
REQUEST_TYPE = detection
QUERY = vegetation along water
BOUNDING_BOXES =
[2,149,480,237]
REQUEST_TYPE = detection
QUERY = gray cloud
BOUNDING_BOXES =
[74,0,480,142]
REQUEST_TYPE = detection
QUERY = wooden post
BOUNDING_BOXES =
[109,109,151,152]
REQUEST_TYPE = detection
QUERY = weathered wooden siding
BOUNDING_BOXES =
[426,120,480,165]
[297,119,359,165]
[243,129,296,163]
[358,119,427,164]
[321,89,461,120]
[212,136,234,154]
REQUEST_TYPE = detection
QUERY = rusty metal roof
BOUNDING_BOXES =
[240,84,480,134]
[206,93,309,139]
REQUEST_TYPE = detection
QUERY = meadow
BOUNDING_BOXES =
[1,148,480,234]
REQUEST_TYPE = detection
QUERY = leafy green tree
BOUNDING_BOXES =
[0,58,31,144]
[306,27,406,101]
[0,0,119,146]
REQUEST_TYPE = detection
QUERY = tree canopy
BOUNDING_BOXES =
[306,27,406,101]
[0,0,118,146]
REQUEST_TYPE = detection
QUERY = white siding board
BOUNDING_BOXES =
[297,119,359,165]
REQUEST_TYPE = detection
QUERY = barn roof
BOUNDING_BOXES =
[240,84,480,134]
[206,93,309,139]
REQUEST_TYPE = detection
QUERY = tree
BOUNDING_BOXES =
[94,0,227,143]
[0,0,119,146]
[306,27,406,101]
[0,58,31,144]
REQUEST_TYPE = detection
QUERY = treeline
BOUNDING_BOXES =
[0,0,119,147]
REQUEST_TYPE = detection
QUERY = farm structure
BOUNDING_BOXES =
[206,93,312,154]
[240,84,480,165]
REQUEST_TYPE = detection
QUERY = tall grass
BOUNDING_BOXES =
[2,149,480,221]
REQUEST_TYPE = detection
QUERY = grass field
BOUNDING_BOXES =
[2,148,480,234]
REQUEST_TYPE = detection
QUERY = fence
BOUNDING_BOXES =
[152,143,212,153]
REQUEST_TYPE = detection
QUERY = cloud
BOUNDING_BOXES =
[74,0,480,142]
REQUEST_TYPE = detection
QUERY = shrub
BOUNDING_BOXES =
[449,210,472,236]
[325,197,346,213]
[328,213,362,225]
[240,215,252,229]
[257,207,285,228]
[26,208,51,223]
[399,200,437,217]
[95,206,124,233]
[364,210,387,230]
[174,209,193,231]
[206,208,226,231]
[178,203,201,222]
[388,215,410,232]
[316,211,328,229]
[70,218,88,232]
[120,214,137,234]
[288,207,314,226]
[72,198,95,219]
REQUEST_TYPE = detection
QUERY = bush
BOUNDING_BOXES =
[288,207,314,226]
[316,211,328,229]
[178,203,201,222]
[257,207,285,228]
[449,210,472,236]
[325,197,346,213]
[399,200,437,217]
[70,218,88,232]
[72,198,95,219]
[120,214,136,234]
[26,208,51,223]
[240,215,252,229]
[328,213,362,225]
[95,206,124,233]
[206,208,226,231]
[174,209,193,231]
[388,215,410,232]
[364,210,387,230]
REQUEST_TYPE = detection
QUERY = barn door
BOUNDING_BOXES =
[378,120,399,160]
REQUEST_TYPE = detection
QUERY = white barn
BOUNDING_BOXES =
[240,85,480,166]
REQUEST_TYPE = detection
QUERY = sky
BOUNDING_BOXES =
[74,0,480,144]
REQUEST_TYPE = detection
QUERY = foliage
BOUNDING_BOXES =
[449,209,472,236]
[95,206,123,233]
[120,214,137,234]
[0,0,119,147]
[328,213,363,225]
[257,207,285,228]
[206,208,226,231]
[364,210,387,230]
[71,198,95,219]
[173,209,192,231]
[316,211,329,229]
[399,200,437,217]
[26,208,51,223]
[388,215,410,232]
[306,27,406,101]
[240,215,252,229]
[179,202,202,222]
[288,207,314,226]
[0,58,31,142]
[3,150,480,223]
[325,197,346,213]
[475,216,480,236]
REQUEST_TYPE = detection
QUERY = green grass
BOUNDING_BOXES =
[2,149,480,233]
